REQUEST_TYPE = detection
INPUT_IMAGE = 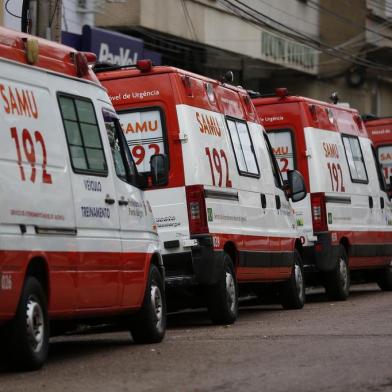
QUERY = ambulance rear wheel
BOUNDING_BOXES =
[376,265,392,291]
[324,245,350,301]
[206,254,238,325]
[6,276,49,371]
[130,264,166,344]
[280,250,305,310]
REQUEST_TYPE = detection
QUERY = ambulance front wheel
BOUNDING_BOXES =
[6,276,49,371]
[376,265,392,291]
[130,264,166,344]
[280,250,305,310]
[206,254,238,325]
[324,245,350,301]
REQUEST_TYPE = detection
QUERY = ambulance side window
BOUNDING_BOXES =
[342,135,368,183]
[263,133,284,189]
[102,108,138,186]
[226,117,260,178]
[371,145,387,192]
[58,94,108,176]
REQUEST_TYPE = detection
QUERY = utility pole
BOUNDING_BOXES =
[34,0,62,42]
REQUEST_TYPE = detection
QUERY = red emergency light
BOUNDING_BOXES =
[275,87,289,98]
[136,59,153,72]
[74,52,89,77]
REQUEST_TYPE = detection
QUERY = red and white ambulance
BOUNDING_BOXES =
[253,90,392,299]
[364,116,392,191]
[97,62,308,325]
[0,28,167,370]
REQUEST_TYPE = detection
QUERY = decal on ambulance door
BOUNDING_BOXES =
[266,129,295,180]
[378,145,392,184]
[119,108,165,173]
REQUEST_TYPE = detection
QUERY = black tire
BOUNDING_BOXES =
[5,276,49,371]
[280,250,305,310]
[206,253,238,325]
[376,265,392,291]
[324,245,350,301]
[130,264,166,344]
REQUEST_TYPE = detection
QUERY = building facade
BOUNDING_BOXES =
[92,0,392,116]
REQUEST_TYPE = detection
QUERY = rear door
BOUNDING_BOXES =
[58,93,121,309]
[100,107,154,307]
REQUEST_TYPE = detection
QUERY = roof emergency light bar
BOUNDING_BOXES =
[247,87,290,99]
[93,59,153,73]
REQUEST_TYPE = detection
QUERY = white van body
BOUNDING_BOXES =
[253,94,392,300]
[98,65,308,325]
[0,28,165,371]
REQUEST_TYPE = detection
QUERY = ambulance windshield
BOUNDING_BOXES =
[118,109,166,173]
[266,129,295,180]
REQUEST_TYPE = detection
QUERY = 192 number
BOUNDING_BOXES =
[205,147,232,187]
[327,162,345,192]
[132,144,160,165]
[10,127,52,184]
[279,157,289,173]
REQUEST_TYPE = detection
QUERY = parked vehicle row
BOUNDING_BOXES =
[1,28,391,371]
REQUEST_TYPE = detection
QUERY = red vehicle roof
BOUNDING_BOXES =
[0,27,98,83]
[364,117,392,146]
[97,64,258,122]
[253,94,368,138]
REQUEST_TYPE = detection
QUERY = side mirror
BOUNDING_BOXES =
[150,154,169,186]
[287,169,307,202]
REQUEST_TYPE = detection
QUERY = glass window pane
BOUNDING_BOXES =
[70,146,87,170]
[59,97,77,120]
[237,122,258,175]
[64,120,82,145]
[119,109,165,173]
[354,160,367,180]
[76,100,96,124]
[378,145,392,184]
[227,120,247,172]
[86,148,106,171]
[343,137,358,179]
[267,130,294,180]
[349,138,362,160]
[81,123,102,148]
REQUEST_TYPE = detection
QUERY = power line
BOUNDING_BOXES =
[218,0,392,71]
[5,0,22,18]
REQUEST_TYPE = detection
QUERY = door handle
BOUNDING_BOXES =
[380,197,385,209]
[118,199,129,206]
[369,196,373,209]
[275,195,281,210]
[260,193,267,209]
[105,196,115,205]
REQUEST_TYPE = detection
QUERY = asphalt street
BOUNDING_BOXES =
[1,284,391,392]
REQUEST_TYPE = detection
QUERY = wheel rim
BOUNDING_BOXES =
[26,296,44,353]
[294,263,305,302]
[339,257,349,291]
[225,270,237,314]
[150,284,163,329]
